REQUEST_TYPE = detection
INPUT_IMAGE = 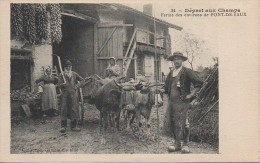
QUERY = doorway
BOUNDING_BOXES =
[52,15,95,78]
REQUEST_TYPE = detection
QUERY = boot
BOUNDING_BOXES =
[42,111,47,117]
[71,120,81,132]
[182,127,190,153]
[168,141,181,152]
[60,127,66,133]
[51,109,59,117]
[71,126,81,132]
[60,120,67,133]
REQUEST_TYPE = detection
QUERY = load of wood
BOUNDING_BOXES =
[11,85,42,118]
[196,65,218,106]
[11,85,42,103]
[189,65,219,146]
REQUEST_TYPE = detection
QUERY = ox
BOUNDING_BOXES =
[85,76,124,144]
[122,83,164,134]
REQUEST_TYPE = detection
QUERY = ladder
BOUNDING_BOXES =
[41,66,58,76]
[123,29,137,77]
[52,66,59,76]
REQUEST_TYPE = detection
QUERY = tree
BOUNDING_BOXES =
[173,32,207,70]
[182,32,206,70]
[196,65,204,72]
[212,57,219,66]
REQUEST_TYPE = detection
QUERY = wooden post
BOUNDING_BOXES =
[93,23,98,74]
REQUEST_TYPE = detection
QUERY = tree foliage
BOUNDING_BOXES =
[183,33,206,70]
[11,3,62,44]
[173,32,207,70]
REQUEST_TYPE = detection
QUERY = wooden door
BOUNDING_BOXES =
[96,23,124,78]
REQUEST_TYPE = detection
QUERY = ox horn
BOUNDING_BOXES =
[113,79,123,88]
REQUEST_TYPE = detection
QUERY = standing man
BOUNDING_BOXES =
[106,57,121,78]
[59,60,84,133]
[164,52,203,153]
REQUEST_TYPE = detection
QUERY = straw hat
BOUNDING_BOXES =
[168,51,188,61]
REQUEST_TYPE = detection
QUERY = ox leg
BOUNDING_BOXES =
[99,111,103,133]
[111,112,117,132]
[128,112,135,132]
[101,111,108,145]
[126,111,131,131]
[123,109,127,127]
[108,112,113,132]
[135,109,142,132]
[130,112,135,125]
[115,111,121,131]
[114,111,121,143]
[146,115,151,135]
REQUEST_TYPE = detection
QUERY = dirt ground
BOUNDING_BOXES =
[11,96,218,154]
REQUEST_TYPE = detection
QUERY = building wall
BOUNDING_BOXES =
[133,17,166,47]
[161,57,171,81]
[33,44,53,82]
[96,9,171,81]
[11,40,52,91]
[98,10,124,23]
[144,54,155,81]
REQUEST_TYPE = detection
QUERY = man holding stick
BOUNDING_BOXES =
[164,52,203,153]
[59,60,84,133]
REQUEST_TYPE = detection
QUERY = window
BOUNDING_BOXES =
[11,49,32,90]
[145,55,153,76]
[136,54,145,76]
[149,25,155,44]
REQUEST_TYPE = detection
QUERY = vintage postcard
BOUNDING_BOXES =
[0,0,259,162]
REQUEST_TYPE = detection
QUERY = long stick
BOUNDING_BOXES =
[153,5,160,153]
[53,54,66,84]
[198,100,219,122]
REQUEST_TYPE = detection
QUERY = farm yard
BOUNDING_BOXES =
[11,95,218,154]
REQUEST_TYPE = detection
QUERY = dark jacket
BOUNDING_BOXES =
[35,75,59,85]
[59,71,84,91]
[165,67,203,99]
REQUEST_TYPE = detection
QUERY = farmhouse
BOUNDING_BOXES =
[10,4,182,94]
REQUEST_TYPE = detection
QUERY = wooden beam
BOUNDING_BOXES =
[98,24,133,28]
[124,29,137,57]
[136,28,165,38]
[96,27,117,56]
[97,57,136,60]
[11,55,31,60]
[11,48,32,53]
[61,12,97,23]
[123,41,137,76]
[134,56,137,79]
[93,23,98,74]
[61,12,87,21]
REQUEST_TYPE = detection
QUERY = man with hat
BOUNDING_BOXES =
[164,51,203,153]
[59,60,84,133]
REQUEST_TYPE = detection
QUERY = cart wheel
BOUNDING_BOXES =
[79,104,84,126]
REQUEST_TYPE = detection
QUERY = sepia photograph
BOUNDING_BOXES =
[1,0,259,162]
[9,3,219,154]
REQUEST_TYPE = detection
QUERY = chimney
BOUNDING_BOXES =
[143,4,153,16]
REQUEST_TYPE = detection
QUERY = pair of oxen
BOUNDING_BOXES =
[83,75,164,144]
